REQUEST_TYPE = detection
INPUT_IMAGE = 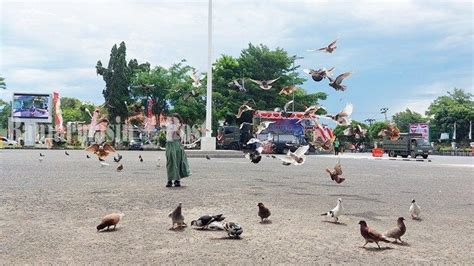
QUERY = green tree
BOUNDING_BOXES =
[96,42,141,123]
[368,121,388,141]
[426,88,474,141]
[0,99,12,130]
[392,108,428,132]
[212,44,327,127]
[59,97,96,124]
[0,76,6,89]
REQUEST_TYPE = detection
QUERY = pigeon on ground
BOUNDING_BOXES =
[249,77,280,90]
[409,199,421,220]
[85,143,116,159]
[257,203,271,223]
[236,104,254,119]
[100,161,110,167]
[384,217,407,243]
[308,39,338,53]
[86,154,90,159]
[359,220,391,249]
[325,103,353,126]
[325,160,345,184]
[169,203,186,229]
[344,124,367,139]
[116,164,123,172]
[223,222,243,238]
[328,72,352,91]
[279,145,310,166]
[139,155,143,162]
[228,79,246,92]
[379,123,401,141]
[255,121,275,134]
[190,69,205,88]
[40,153,45,157]
[97,213,124,231]
[65,151,70,156]
[279,86,298,95]
[113,156,121,163]
[205,155,211,160]
[208,221,225,230]
[191,214,225,229]
[321,198,343,223]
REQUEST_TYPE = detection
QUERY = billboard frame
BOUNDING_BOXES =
[11,92,53,123]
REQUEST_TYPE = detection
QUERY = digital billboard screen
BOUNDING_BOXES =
[12,93,51,120]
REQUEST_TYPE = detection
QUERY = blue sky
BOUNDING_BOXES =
[0,0,472,123]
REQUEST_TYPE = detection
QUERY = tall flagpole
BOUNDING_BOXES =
[201,0,216,150]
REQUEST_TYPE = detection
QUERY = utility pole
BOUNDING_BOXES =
[365,118,375,126]
[380,108,389,121]
[291,55,304,112]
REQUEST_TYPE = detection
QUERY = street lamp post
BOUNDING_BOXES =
[380,108,389,121]
[201,0,216,151]
[291,55,304,112]
[365,118,375,126]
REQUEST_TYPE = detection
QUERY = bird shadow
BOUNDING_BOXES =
[260,220,272,224]
[169,226,186,232]
[322,220,347,226]
[411,217,423,222]
[210,236,243,241]
[361,246,393,252]
[391,241,410,247]
[98,228,121,233]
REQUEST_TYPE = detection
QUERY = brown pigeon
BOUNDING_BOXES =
[257,203,271,223]
[359,220,391,249]
[116,164,123,172]
[378,123,400,141]
[97,213,124,231]
[279,86,298,95]
[325,160,345,184]
[168,203,186,229]
[249,77,280,90]
[384,217,407,243]
[236,104,254,119]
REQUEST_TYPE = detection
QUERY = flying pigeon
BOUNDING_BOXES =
[384,217,407,243]
[321,198,343,223]
[116,164,123,172]
[325,103,353,126]
[257,203,271,223]
[328,72,352,91]
[183,89,200,101]
[344,124,367,139]
[169,203,186,229]
[191,214,225,229]
[303,67,335,82]
[308,39,338,53]
[379,123,401,141]
[190,69,205,88]
[255,121,275,134]
[97,213,124,231]
[236,104,254,119]
[359,220,391,249]
[228,79,246,92]
[239,122,253,129]
[85,143,116,159]
[297,104,325,123]
[249,77,280,90]
[65,151,70,156]
[279,86,298,95]
[325,160,345,184]
[279,145,310,166]
[409,199,421,220]
[223,222,243,238]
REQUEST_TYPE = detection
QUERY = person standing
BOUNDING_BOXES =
[334,138,340,155]
[165,113,191,187]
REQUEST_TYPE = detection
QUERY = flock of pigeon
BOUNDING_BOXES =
[39,39,410,248]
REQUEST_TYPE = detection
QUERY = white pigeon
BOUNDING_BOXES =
[190,69,205,88]
[321,198,343,223]
[409,199,421,220]
[100,162,110,167]
[279,145,310,166]
[208,221,225,230]
[283,100,294,113]
[255,121,275,135]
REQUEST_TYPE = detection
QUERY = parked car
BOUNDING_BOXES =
[129,138,144,150]
[0,136,18,146]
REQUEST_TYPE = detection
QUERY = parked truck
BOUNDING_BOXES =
[383,133,432,159]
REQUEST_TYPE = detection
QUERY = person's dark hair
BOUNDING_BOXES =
[170,113,185,125]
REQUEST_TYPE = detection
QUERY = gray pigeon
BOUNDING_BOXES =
[383,217,407,243]
[168,203,186,229]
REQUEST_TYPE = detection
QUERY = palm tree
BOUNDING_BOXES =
[0,76,6,89]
